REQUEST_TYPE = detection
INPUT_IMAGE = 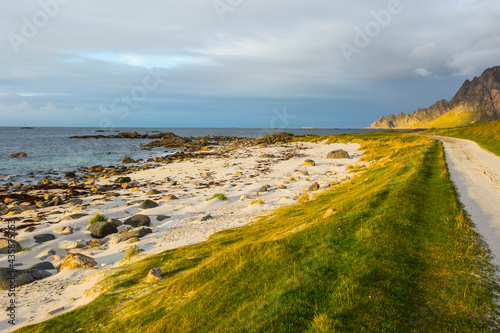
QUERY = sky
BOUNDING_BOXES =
[0,0,499,129]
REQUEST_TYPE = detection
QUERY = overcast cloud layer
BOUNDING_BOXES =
[1,0,499,128]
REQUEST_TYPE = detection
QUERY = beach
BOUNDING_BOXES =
[0,140,363,331]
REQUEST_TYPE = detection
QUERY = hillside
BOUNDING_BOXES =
[371,65,500,128]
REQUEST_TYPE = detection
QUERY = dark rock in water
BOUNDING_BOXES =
[8,152,28,158]
[87,222,118,239]
[115,177,132,184]
[64,171,76,179]
[156,215,171,221]
[33,234,56,244]
[0,267,51,290]
[0,238,21,254]
[146,189,161,195]
[201,214,213,221]
[88,165,104,173]
[28,262,55,270]
[308,182,320,191]
[124,214,151,227]
[138,199,159,209]
[327,150,350,159]
[122,157,136,164]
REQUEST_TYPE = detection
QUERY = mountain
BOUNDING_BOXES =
[370,65,500,128]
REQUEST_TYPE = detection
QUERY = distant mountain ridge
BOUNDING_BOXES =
[370,65,500,128]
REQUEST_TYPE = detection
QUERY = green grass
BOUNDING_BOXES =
[18,245,33,253]
[16,133,500,332]
[87,213,108,225]
[424,120,500,156]
[206,193,230,202]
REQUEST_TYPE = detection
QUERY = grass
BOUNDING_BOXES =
[423,120,500,156]
[18,245,33,253]
[420,106,477,128]
[250,198,264,205]
[87,213,108,225]
[206,193,230,202]
[121,245,140,262]
[16,132,500,332]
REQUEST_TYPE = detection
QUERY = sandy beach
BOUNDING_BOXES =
[0,140,363,331]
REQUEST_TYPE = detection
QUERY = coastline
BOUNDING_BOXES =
[0,140,363,331]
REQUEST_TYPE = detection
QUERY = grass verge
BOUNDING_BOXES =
[16,133,500,332]
[423,120,500,156]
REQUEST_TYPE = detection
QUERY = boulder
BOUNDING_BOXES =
[35,201,49,209]
[60,239,86,250]
[156,215,170,221]
[60,253,97,270]
[64,171,76,179]
[123,214,151,227]
[122,157,136,164]
[33,234,56,244]
[327,150,350,159]
[308,182,320,191]
[138,199,159,209]
[145,267,163,283]
[162,194,178,201]
[87,165,104,173]
[49,196,65,206]
[8,152,27,158]
[0,267,51,290]
[115,177,132,184]
[87,222,118,239]
[258,186,268,193]
[108,218,122,227]
[54,226,74,235]
[0,238,21,254]
[124,227,152,238]
[302,159,316,167]
[146,189,161,195]
[28,262,55,270]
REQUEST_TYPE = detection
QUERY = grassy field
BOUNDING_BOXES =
[424,120,500,156]
[16,133,500,332]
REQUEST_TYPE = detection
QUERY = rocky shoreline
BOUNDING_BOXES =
[0,135,364,331]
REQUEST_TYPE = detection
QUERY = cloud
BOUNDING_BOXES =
[0,0,499,127]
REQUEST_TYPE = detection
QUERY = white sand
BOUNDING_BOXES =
[0,141,363,331]
[432,136,500,262]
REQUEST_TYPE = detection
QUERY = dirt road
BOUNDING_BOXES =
[431,136,500,263]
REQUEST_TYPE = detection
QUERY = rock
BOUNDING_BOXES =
[327,150,350,159]
[122,157,136,164]
[124,227,152,238]
[146,189,161,195]
[201,214,213,221]
[88,165,104,173]
[302,159,316,167]
[33,234,56,244]
[259,154,276,159]
[156,215,170,221]
[323,208,337,219]
[115,177,132,184]
[162,194,178,201]
[64,171,76,179]
[60,253,97,270]
[145,267,163,283]
[87,239,106,247]
[54,226,74,235]
[87,222,118,239]
[63,213,88,220]
[0,238,21,254]
[60,239,86,250]
[108,218,122,227]
[138,199,159,209]
[124,214,151,227]
[258,186,268,193]
[66,199,83,206]
[294,170,309,176]
[28,262,55,270]
[0,267,51,290]
[49,196,65,206]
[38,179,53,186]
[24,226,36,233]
[277,185,287,190]
[8,152,28,158]
[308,182,320,191]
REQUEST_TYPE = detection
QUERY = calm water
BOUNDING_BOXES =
[0,126,380,185]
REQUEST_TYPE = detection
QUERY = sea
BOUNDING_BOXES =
[0,126,382,185]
